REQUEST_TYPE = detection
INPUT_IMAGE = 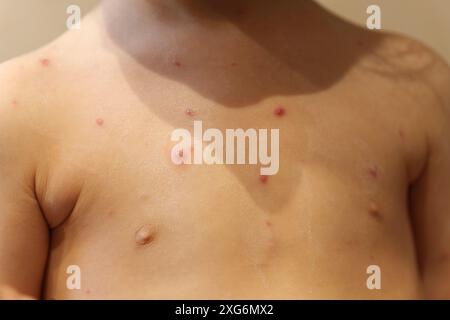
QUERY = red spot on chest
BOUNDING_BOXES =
[174,61,182,67]
[174,147,192,165]
[185,108,196,117]
[274,106,286,117]
[368,166,378,179]
[96,118,104,126]
[259,175,269,184]
[39,58,50,67]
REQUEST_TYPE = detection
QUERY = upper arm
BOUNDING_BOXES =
[0,61,49,298]
[410,50,450,299]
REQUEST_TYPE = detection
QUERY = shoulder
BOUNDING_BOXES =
[364,31,450,105]
[358,31,450,131]
[0,53,45,157]
[0,32,97,226]
[0,40,76,178]
[0,54,45,197]
[0,11,103,155]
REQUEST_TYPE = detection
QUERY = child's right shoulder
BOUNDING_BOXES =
[0,50,63,164]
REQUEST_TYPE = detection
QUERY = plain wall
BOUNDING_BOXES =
[0,0,449,63]
[316,0,450,63]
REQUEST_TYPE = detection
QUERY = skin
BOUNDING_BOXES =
[0,0,450,299]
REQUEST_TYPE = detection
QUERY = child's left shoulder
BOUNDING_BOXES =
[370,31,450,108]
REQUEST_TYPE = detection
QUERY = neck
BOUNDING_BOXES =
[101,0,318,27]
[100,0,327,56]
[97,0,358,107]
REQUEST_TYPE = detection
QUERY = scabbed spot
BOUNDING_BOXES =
[175,148,191,165]
[368,166,378,179]
[259,175,269,184]
[274,106,286,117]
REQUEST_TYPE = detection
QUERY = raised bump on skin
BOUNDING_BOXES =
[259,175,269,184]
[368,166,378,179]
[274,106,286,117]
[184,108,196,117]
[39,58,50,67]
[135,224,156,246]
[96,118,104,127]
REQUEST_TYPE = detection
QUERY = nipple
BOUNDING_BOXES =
[135,224,156,246]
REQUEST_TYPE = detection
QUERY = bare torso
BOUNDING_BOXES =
[4,2,448,299]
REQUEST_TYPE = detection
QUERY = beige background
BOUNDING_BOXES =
[0,0,449,63]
